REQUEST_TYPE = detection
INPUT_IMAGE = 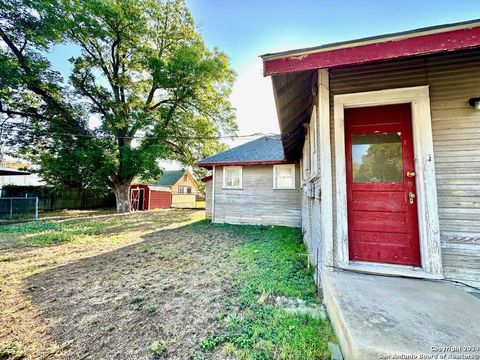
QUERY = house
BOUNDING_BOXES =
[130,170,200,210]
[0,164,43,188]
[204,20,480,358]
[198,136,301,227]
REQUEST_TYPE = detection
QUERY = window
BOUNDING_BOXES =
[178,186,185,194]
[186,186,192,194]
[273,164,296,189]
[223,166,242,189]
[351,133,403,183]
[183,174,188,182]
[309,106,318,176]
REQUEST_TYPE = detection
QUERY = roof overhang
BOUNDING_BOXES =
[0,167,30,176]
[262,19,480,76]
[197,160,287,169]
[200,175,212,183]
[262,19,480,160]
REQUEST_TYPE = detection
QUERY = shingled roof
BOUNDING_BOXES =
[197,136,286,168]
[154,170,185,186]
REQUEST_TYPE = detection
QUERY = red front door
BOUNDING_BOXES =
[345,104,420,266]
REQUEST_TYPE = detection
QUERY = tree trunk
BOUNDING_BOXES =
[113,182,131,213]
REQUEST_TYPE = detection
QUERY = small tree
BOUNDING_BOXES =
[0,0,236,212]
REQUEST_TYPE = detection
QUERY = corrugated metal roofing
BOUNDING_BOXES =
[197,136,285,166]
[154,170,185,186]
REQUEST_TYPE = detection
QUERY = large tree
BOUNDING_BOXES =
[0,0,236,211]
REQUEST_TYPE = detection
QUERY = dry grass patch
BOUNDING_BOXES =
[0,212,335,359]
[0,209,204,359]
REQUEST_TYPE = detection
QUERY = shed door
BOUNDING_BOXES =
[345,104,420,266]
[130,188,144,211]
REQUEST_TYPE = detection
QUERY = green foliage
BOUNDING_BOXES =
[353,139,402,182]
[199,224,336,360]
[130,295,145,304]
[0,0,236,209]
[150,340,166,357]
[0,341,26,360]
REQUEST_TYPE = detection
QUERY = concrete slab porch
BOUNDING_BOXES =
[322,271,480,360]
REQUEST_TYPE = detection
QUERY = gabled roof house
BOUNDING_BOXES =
[198,136,301,227]
[199,19,480,358]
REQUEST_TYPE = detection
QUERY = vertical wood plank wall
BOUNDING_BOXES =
[212,164,302,227]
[325,48,480,288]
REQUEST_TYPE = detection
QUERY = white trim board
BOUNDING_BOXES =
[333,85,443,279]
[318,69,334,268]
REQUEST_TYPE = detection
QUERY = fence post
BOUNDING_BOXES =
[34,197,39,221]
[9,198,12,219]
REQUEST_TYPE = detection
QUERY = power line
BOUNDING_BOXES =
[3,122,294,140]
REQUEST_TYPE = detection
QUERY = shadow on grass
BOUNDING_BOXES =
[19,220,242,360]
[11,220,335,360]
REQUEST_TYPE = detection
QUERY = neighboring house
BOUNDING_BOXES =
[198,136,302,227]
[0,166,43,188]
[154,170,199,208]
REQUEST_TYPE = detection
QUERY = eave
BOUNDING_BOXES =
[262,19,480,76]
[0,167,31,176]
[197,160,287,169]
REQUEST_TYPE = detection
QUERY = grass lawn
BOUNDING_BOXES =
[0,210,335,359]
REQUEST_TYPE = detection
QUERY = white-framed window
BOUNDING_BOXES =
[309,106,318,177]
[273,164,296,189]
[223,166,242,189]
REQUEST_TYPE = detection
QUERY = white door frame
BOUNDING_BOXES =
[333,85,443,279]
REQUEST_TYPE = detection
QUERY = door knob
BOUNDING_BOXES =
[406,171,416,178]
[409,192,416,204]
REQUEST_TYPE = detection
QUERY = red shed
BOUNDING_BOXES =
[129,184,171,211]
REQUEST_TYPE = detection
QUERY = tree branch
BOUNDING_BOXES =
[0,102,50,122]
[77,74,110,118]
[0,26,82,131]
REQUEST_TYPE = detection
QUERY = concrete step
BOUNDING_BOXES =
[322,271,480,360]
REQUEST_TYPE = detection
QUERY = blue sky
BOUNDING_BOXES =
[187,0,479,71]
[47,1,479,144]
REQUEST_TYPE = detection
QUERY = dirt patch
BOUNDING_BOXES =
[1,210,234,359]
[23,222,243,359]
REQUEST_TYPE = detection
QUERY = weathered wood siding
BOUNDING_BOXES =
[205,179,212,219]
[213,164,302,227]
[327,48,480,288]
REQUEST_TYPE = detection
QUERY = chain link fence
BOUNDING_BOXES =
[0,197,38,221]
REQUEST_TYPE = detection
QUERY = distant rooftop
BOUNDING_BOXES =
[197,136,286,168]
[0,167,30,176]
[153,170,185,186]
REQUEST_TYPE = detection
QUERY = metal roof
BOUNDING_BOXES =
[0,167,31,176]
[197,136,286,167]
[154,170,185,186]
